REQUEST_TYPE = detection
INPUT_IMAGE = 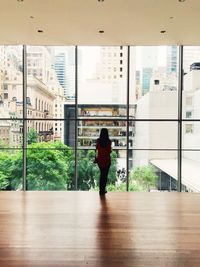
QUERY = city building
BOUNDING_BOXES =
[54,52,67,94]
[167,45,178,73]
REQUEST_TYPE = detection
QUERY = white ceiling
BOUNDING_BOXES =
[0,0,200,46]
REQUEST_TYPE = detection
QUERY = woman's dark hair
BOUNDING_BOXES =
[98,128,110,147]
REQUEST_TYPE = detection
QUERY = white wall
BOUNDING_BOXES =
[133,91,178,168]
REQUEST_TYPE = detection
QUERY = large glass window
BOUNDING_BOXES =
[1,44,199,193]
[182,46,200,192]
[77,46,128,191]
[25,46,76,190]
[0,46,23,190]
[128,46,179,192]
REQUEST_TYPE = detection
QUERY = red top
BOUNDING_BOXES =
[96,139,112,167]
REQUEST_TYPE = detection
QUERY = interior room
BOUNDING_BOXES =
[1,0,200,266]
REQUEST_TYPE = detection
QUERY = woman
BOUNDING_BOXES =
[96,128,112,195]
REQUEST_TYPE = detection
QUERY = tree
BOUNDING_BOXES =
[69,150,118,191]
[108,151,117,184]
[0,151,12,189]
[28,128,38,144]
[76,150,99,190]
[0,141,73,191]
[25,142,73,190]
[129,165,158,191]
[0,143,117,191]
[0,149,23,190]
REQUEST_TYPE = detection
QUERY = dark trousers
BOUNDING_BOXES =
[99,165,110,193]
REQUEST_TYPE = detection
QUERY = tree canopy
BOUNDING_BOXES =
[0,142,118,191]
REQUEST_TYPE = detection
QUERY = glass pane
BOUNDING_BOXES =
[133,121,178,149]
[0,119,23,148]
[77,120,127,191]
[26,119,75,190]
[130,46,178,119]
[182,121,200,149]
[182,151,200,192]
[64,105,76,149]
[27,119,55,144]
[129,150,178,192]
[26,46,75,119]
[0,149,23,191]
[78,120,127,149]
[77,148,126,192]
[182,46,200,119]
[26,148,75,191]
[78,46,127,118]
[182,121,200,191]
[0,45,23,119]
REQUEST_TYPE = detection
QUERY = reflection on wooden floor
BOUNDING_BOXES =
[0,191,200,267]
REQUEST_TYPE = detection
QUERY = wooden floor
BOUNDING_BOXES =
[0,192,200,267]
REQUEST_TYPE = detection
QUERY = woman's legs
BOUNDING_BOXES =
[99,165,110,194]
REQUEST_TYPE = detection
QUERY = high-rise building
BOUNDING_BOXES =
[94,46,127,82]
[54,52,67,95]
[27,46,52,84]
[53,47,76,98]
[142,67,153,95]
[167,46,200,74]
[140,47,158,95]
[167,46,178,73]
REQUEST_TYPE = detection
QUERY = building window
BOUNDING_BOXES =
[186,96,193,106]
[185,124,193,134]
[186,111,192,118]
[4,93,8,99]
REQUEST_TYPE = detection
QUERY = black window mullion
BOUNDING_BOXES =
[178,45,183,192]
[126,46,130,191]
[22,45,27,191]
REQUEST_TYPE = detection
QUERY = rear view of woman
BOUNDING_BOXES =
[96,128,112,195]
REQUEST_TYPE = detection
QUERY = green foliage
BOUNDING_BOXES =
[27,128,38,144]
[26,142,72,190]
[130,165,158,191]
[76,150,99,190]
[0,142,73,191]
[74,150,117,191]
[108,151,118,184]
[91,180,144,192]
[9,151,23,190]
[0,150,23,190]
[0,143,118,192]
[0,173,9,189]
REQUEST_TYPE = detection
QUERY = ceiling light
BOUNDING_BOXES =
[17,0,24,2]
[98,0,104,2]
[169,16,174,19]
[99,30,104,33]
[30,16,34,19]
[178,0,186,2]
[37,30,43,33]
[160,30,166,34]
